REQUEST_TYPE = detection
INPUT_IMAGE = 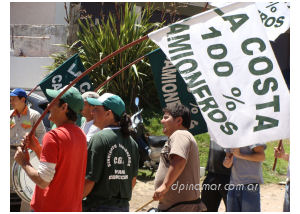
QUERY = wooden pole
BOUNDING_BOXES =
[135,199,154,212]
[202,2,209,12]
[94,55,145,92]
[272,139,283,171]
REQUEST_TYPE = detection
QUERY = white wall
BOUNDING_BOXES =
[10,2,68,25]
[10,56,53,90]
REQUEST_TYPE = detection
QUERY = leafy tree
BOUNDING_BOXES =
[46,3,163,113]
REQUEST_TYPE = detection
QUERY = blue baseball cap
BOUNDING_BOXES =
[10,88,27,98]
[87,93,125,117]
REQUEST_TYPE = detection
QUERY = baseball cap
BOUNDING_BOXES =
[10,88,27,98]
[46,86,84,114]
[82,91,99,101]
[87,93,125,117]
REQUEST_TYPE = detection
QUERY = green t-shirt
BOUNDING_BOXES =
[85,127,139,208]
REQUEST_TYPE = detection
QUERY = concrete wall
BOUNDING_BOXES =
[10,56,53,90]
[11,24,67,57]
[10,2,68,25]
[10,2,68,90]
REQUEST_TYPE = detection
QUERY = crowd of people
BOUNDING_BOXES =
[10,87,290,212]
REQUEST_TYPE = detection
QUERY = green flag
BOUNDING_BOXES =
[39,54,94,101]
[148,49,207,135]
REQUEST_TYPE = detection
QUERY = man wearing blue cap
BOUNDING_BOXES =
[14,86,87,212]
[10,88,46,211]
[82,93,139,212]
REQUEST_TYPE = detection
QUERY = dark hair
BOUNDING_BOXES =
[103,105,131,137]
[58,99,77,122]
[17,95,27,103]
[163,103,191,129]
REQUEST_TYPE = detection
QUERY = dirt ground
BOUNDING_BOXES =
[130,179,286,212]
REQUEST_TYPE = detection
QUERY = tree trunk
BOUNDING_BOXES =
[67,2,81,57]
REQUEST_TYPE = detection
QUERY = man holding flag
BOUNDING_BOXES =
[223,143,266,212]
[14,86,87,212]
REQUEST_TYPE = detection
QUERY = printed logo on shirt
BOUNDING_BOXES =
[107,144,131,180]
[10,120,16,128]
[21,120,32,129]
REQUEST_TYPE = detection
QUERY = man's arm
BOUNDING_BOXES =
[14,147,50,189]
[153,154,186,201]
[83,179,95,198]
[132,176,137,189]
[232,145,265,162]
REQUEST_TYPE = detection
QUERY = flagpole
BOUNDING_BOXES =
[10,84,40,119]
[94,55,146,92]
[272,139,283,171]
[202,2,209,12]
[28,35,149,139]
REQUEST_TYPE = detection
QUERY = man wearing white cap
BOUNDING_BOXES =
[82,93,139,212]
[81,91,100,143]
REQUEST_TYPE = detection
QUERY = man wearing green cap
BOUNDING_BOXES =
[14,86,87,212]
[82,93,139,212]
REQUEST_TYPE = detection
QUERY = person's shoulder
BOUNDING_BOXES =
[90,128,111,141]
[99,128,115,136]
[172,129,194,138]
[28,107,41,116]
[129,135,138,147]
[55,123,81,134]
[171,130,196,144]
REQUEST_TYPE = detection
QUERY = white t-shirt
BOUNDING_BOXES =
[81,120,100,142]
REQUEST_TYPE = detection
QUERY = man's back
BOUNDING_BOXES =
[31,123,87,212]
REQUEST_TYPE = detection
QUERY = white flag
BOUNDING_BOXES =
[256,2,290,41]
[148,2,290,148]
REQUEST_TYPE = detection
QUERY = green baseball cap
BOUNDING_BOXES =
[46,86,84,114]
[87,93,125,117]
